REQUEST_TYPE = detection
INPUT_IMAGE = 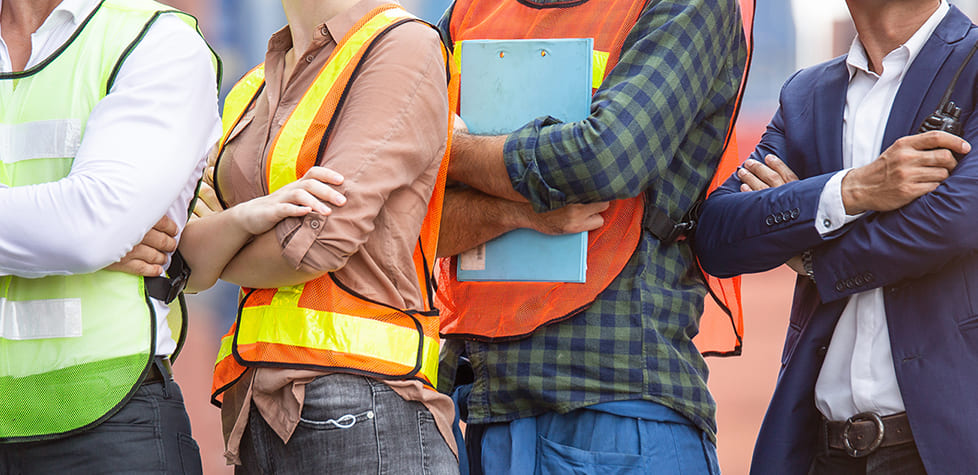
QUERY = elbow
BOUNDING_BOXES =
[693,240,738,279]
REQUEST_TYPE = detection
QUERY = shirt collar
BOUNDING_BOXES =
[846,0,950,78]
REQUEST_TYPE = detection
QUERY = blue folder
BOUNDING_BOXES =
[456,39,593,283]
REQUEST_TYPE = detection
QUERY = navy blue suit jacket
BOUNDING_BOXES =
[695,7,978,474]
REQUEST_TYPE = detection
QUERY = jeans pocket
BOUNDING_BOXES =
[535,434,650,475]
[298,409,375,430]
[418,410,458,475]
[176,432,203,475]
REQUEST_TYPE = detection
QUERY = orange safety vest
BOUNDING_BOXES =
[210,4,457,404]
[436,0,753,356]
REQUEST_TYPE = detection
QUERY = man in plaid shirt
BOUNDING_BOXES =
[436,0,747,472]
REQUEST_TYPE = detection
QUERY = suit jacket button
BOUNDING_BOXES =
[817,345,828,358]
[854,275,864,286]
[836,282,845,292]
[766,215,775,226]
[845,279,854,289]
[791,208,800,219]
[864,272,875,283]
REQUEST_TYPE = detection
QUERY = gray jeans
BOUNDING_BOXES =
[236,373,458,475]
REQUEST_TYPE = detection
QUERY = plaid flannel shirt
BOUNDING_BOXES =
[439,0,747,441]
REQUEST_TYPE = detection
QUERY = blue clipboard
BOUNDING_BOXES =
[456,38,592,283]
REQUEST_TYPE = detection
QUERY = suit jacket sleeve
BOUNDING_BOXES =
[811,114,978,301]
[694,70,836,278]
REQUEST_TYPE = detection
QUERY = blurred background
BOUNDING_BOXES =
[159,1,978,473]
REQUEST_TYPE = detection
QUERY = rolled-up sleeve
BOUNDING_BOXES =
[274,23,449,272]
[504,0,746,212]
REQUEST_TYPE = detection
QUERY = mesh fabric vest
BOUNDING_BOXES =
[0,0,215,442]
[211,5,455,404]
[436,0,749,356]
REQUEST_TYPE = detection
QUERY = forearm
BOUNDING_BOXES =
[179,209,254,292]
[813,154,978,301]
[447,131,523,202]
[0,16,219,277]
[221,231,325,289]
[436,187,528,257]
[694,174,834,277]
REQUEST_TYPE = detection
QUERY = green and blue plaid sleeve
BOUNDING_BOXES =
[505,0,746,212]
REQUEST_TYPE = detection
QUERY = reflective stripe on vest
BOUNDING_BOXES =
[0,120,81,164]
[211,4,450,404]
[0,0,215,442]
[436,0,751,356]
[0,297,82,341]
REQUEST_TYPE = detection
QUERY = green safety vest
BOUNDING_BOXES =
[0,0,218,442]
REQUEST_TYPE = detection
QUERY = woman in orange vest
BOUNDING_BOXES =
[175,0,458,473]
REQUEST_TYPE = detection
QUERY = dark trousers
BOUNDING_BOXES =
[809,441,927,475]
[0,378,202,474]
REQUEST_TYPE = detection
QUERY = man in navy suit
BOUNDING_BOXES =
[694,0,978,473]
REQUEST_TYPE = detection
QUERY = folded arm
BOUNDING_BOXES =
[218,22,449,289]
[0,16,220,278]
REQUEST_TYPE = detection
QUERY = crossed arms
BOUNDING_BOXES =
[694,95,974,302]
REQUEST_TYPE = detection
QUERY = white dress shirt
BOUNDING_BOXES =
[813,1,950,422]
[0,0,222,355]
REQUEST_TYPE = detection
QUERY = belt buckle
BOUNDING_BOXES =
[843,412,885,457]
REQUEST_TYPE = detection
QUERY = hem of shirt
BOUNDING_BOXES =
[464,393,717,443]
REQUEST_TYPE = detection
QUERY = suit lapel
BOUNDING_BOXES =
[883,6,972,150]
[813,60,849,174]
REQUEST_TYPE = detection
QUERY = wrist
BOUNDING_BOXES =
[840,170,867,215]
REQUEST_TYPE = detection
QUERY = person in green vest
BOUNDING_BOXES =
[0,0,220,472]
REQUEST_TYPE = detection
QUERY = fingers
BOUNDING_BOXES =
[282,188,331,215]
[143,222,178,254]
[580,201,611,214]
[106,260,164,277]
[301,179,347,208]
[303,166,345,186]
[128,243,169,266]
[106,244,167,277]
[908,130,971,155]
[737,165,769,191]
[152,216,179,237]
[919,147,957,172]
[764,155,799,182]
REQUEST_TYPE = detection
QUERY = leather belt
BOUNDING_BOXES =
[142,356,173,385]
[825,412,914,457]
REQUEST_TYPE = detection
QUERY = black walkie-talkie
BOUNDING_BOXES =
[917,40,978,137]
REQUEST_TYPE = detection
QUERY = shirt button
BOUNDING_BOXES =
[305,54,315,63]
[320,25,329,37]
[823,218,832,228]
[310,220,321,229]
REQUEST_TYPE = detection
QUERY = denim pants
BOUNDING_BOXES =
[236,373,458,475]
[465,403,720,475]
[0,378,202,474]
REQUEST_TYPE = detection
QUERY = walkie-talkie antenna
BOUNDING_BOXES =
[918,39,978,137]
[937,39,978,109]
